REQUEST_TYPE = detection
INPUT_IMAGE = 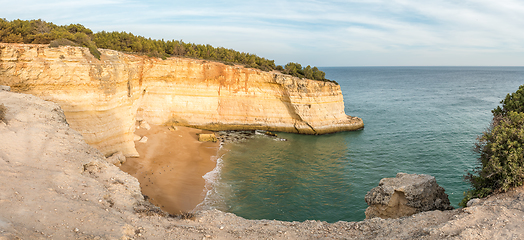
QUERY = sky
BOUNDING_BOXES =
[2,0,524,66]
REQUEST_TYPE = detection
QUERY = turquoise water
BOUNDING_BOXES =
[200,67,523,222]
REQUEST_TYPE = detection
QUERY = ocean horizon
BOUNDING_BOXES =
[199,66,524,222]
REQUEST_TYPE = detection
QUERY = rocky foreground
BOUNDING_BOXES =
[1,90,524,239]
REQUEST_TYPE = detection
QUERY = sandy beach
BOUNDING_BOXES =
[120,124,219,215]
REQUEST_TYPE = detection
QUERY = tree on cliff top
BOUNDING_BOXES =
[0,18,333,83]
[461,85,524,206]
[0,19,100,59]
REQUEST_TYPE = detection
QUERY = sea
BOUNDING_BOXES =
[197,67,524,223]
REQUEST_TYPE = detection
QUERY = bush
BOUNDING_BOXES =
[0,104,6,123]
[84,41,101,60]
[1,18,332,80]
[49,38,78,47]
[461,85,524,207]
[49,38,100,60]
[492,85,524,116]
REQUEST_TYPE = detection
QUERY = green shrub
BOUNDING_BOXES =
[49,38,78,47]
[1,18,331,80]
[461,85,524,207]
[84,41,101,60]
[493,85,524,116]
[49,38,100,60]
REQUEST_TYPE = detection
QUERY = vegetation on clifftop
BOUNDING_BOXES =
[0,18,334,83]
[461,85,524,206]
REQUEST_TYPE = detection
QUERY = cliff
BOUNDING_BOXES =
[0,43,363,157]
[1,88,522,239]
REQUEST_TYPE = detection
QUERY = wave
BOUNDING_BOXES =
[193,143,230,212]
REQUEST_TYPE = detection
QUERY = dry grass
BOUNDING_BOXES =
[0,104,6,122]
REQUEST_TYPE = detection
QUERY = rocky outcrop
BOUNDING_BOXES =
[106,151,127,167]
[0,43,363,157]
[365,173,453,219]
[1,90,523,239]
[198,133,218,142]
[0,90,147,239]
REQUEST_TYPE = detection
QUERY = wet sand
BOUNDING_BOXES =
[120,124,219,215]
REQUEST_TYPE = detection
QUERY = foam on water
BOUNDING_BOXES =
[193,144,229,212]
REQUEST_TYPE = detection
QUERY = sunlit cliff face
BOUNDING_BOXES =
[0,43,363,157]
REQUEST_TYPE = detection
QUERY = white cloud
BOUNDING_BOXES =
[2,0,524,65]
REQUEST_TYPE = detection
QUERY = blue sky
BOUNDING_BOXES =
[2,0,524,66]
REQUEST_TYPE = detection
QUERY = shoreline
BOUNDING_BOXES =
[119,126,285,215]
[1,89,523,239]
[119,124,220,215]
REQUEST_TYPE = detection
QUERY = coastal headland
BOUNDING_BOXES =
[0,43,363,158]
[0,42,364,237]
[1,88,523,239]
[2,43,523,239]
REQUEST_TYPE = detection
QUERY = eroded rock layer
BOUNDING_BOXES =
[0,43,363,156]
[2,89,524,239]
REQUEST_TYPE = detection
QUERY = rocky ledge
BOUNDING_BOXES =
[1,89,523,239]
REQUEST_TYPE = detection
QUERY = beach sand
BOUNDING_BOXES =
[120,124,219,215]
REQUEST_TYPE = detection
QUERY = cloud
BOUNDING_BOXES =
[2,0,524,66]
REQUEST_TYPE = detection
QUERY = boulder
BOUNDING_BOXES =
[264,131,277,137]
[198,133,217,142]
[365,173,453,219]
[106,151,126,167]
[138,136,148,143]
[139,121,151,130]
[0,85,10,91]
[466,198,481,207]
[133,134,141,141]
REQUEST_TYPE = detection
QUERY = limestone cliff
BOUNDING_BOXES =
[0,43,363,157]
[1,89,522,239]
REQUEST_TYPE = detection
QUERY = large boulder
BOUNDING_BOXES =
[365,173,453,219]
[198,133,218,142]
[106,151,127,167]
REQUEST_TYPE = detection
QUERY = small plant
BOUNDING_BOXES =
[0,104,6,123]
[49,38,101,60]
[461,84,524,207]
[85,43,101,60]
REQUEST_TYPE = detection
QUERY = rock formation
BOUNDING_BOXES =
[106,151,127,167]
[365,173,453,219]
[1,89,523,238]
[198,133,218,142]
[0,43,363,157]
[0,89,147,239]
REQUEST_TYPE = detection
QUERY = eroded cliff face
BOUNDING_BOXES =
[0,43,363,156]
